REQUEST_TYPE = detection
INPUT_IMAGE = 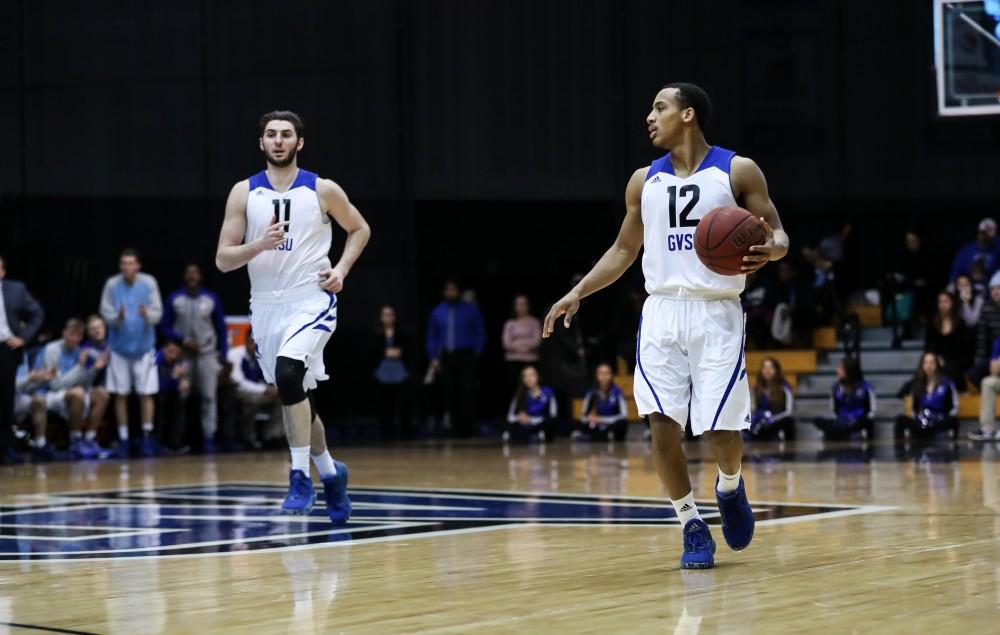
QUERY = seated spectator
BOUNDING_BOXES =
[813,357,876,440]
[155,338,190,452]
[227,333,281,448]
[15,359,53,458]
[502,294,542,388]
[925,291,970,392]
[742,272,773,350]
[954,274,984,328]
[32,318,108,460]
[80,314,111,447]
[895,352,959,440]
[970,330,1000,441]
[950,218,999,283]
[970,272,1000,387]
[504,365,557,444]
[571,363,629,442]
[747,357,796,441]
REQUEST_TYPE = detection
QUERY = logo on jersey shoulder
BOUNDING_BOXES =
[650,175,662,184]
[0,483,891,561]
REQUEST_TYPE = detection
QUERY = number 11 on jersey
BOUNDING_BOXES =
[271,199,294,251]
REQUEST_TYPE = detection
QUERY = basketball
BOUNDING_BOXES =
[694,205,767,275]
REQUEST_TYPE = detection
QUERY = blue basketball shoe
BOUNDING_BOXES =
[680,518,716,570]
[281,470,316,515]
[320,461,351,525]
[715,477,755,551]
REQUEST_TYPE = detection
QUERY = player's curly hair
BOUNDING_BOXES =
[663,82,712,131]
[259,110,304,137]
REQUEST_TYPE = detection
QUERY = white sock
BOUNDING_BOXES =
[35,436,47,448]
[290,446,311,475]
[85,430,97,441]
[141,421,154,436]
[717,466,742,494]
[671,491,700,526]
[118,425,129,441]
[70,430,82,441]
[311,450,337,479]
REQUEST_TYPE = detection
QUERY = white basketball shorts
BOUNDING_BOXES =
[107,350,159,396]
[633,294,750,436]
[45,388,91,419]
[250,287,337,392]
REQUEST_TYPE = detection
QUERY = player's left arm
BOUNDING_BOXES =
[317,178,371,293]
[731,156,789,273]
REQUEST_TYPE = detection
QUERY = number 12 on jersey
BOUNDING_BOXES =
[667,185,700,228]
[272,199,291,230]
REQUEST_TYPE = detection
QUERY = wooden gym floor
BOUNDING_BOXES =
[1,437,999,633]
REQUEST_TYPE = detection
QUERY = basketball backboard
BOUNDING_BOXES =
[933,0,1000,115]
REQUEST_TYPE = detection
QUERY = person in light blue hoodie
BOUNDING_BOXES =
[99,248,163,457]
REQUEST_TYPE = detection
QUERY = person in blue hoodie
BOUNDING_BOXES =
[504,365,557,443]
[99,248,163,457]
[572,363,629,442]
[950,218,1000,283]
[813,356,876,440]
[894,352,960,440]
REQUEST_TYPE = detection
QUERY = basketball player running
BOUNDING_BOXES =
[544,84,788,569]
[216,111,370,524]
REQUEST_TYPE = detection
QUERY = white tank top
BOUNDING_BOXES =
[245,169,332,296]
[640,146,744,298]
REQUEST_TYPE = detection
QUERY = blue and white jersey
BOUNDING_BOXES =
[245,169,332,297]
[913,380,959,417]
[641,146,743,297]
[831,381,876,421]
[581,384,628,424]
[508,386,558,425]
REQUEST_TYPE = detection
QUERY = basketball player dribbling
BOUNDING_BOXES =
[544,83,789,569]
[216,111,370,523]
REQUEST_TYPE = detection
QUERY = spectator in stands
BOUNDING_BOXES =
[885,230,932,341]
[971,327,1000,441]
[155,338,190,452]
[894,352,960,440]
[801,245,839,327]
[32,318,108,460]
[541,274,589,420]
[372,305,413,441]
[950,218,999,283]
[571,363,629,442]
[747,357,796,441]
[970,260,989,298]
[0,255,44,464]
[227,333,281,448]
[955,274,984,328]
[161,263,226,452]
[504,365,557,443]
[925,291,970,392]
[742,272,773,350]
[502,294,542,389]
[813,357,876,440]
[80,315,111,440]
[99,248,163,457]
[14,358,47,438]
[970,272,1000,387]
[426,278,485,438]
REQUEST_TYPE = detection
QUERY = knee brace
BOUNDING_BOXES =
[274,357,307,406]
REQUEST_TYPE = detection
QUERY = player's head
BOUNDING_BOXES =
[443,278,462,302]
[119,248,141,282]
[520,365,540,390]
[259,110,304,168]
[647,83,712,149]
[63,318,85,349]
[184,263,202,291]
[86,314,107,342]
[594,363,613,390]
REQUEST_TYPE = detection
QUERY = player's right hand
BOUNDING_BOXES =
[543,291,581,339]
[259,214,289,250]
